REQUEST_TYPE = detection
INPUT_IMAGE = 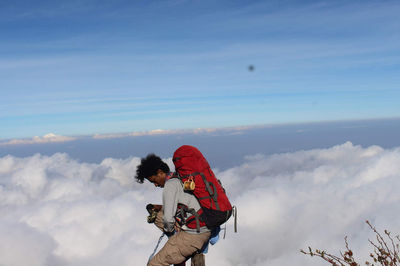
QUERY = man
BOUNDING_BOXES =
[135,154,211,266]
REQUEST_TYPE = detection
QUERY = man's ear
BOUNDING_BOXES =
[156,169,163,175]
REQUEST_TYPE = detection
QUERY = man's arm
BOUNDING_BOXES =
[162,179,179,233]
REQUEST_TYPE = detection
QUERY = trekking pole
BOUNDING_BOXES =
[147,232,165,265]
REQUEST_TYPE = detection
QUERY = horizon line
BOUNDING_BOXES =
[1,116,400,146]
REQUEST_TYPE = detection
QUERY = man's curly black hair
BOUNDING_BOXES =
[135,154,170,183]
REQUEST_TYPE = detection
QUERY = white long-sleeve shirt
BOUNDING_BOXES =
[162,178,210,234]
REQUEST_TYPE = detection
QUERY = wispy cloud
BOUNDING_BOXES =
[0,133,76,146]
[92,125,255,139]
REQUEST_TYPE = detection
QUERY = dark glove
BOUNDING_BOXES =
[146,204,154,214]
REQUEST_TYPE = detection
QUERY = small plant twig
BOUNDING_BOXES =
[301,220,400,266]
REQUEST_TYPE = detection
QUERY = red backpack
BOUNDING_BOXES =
[172,145,232,231]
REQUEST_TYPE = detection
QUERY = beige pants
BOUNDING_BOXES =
[148,211,211,266]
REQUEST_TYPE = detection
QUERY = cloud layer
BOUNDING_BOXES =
[92,125,254,139]
[0,133,76,146]
[1,142,400,265]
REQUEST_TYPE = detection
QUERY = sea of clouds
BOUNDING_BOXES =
[1,142,400,266]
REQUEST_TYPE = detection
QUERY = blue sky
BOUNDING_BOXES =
[1,0,400,139]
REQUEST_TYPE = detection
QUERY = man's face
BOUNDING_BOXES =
[147,169,166,188]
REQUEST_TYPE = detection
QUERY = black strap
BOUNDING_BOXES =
[199,173,213,195]
[209,181,220,210]
[199,172,220,210]
[186,208,201,233]
[197,195,212,200]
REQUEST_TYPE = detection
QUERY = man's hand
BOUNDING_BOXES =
[146,204,162,213]
[146,203,162,223]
